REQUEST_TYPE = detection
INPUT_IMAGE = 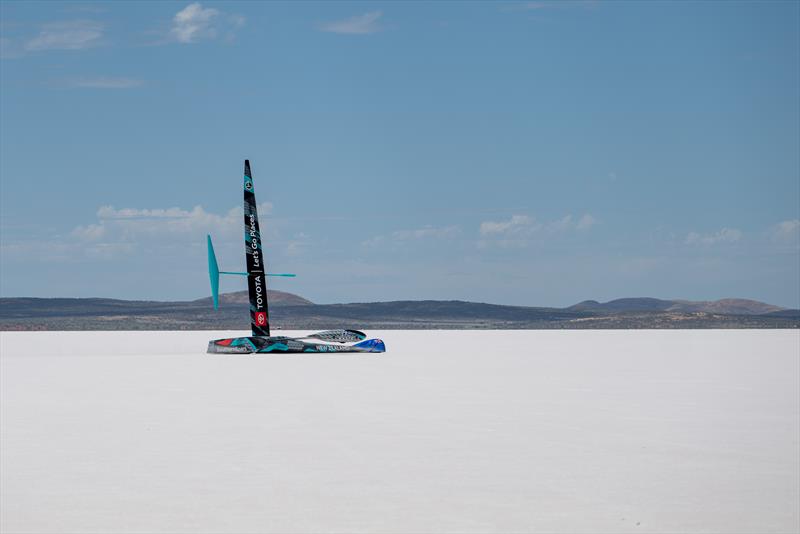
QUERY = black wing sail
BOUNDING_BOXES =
[243,160,270,336]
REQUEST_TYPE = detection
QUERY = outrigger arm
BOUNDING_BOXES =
[207,234,295,310]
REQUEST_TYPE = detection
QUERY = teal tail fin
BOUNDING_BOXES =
[207,235,220,310]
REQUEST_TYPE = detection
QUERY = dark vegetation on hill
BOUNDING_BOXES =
[1,291,797,330]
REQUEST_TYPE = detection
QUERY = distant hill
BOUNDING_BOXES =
[1,292,796,331]
[569,298,675,312]
[193,290,313,307]
[568,297,785,315]
[761,309,800,319]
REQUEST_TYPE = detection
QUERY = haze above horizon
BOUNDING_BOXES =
[1,1,798,308]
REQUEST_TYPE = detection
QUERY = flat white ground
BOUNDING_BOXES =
[1,330,798,534]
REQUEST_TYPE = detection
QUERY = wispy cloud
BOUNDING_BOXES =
[480,213,596,237]
[478,213,597,248]
[25,20,104,51]
[685,227,742,246]
[169,2,245,44]
[72,203,273,244]
[770,219,800,243]
[171,3,219,43]
[5,203,274,265]
[63,77,144,89]
[393,225,460,240]
[575,214,597,230]
[509,1,599,11]
[320,11,383,35]
[521,2,555,10]
[96,206,217,219]
[480,214,535,236]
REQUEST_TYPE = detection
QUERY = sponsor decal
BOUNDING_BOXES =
[245,181,253,190]
[248,214,261,267]
[253,275,264,309]
[255,311,267,326]
[314,344,347,352]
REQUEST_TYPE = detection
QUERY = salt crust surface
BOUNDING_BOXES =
[1,330,798,533]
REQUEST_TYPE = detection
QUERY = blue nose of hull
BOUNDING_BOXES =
[354,338,386,353]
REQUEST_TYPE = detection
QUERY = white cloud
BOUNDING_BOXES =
[510,1,599,11]
[576,214,597,230]
[771,219,800,242]
[72,204,272,243]
[392,225,460,240]
[25,20,104,51]
[229,14,246,29]
[8,204,274,263]
[480,215,535,236]
[166,3,246,44]
[480,213,596,237]
[774,219,800,236]
[478,213,597,248]
[685,227,742,246]
[97,206,208,219]
[172,3,218,42]
[71,223,106,241]
[361,235,385,248]
[171,3,219,43]
[64,77,144,89]
[522,2,553,9]
[548,214,575,232]
[320,11,382,35]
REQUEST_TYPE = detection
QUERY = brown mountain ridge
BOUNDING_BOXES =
[0,291,797,330]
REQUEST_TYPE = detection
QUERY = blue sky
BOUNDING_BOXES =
[1,1,798,307]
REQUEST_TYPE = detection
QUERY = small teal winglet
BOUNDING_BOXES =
[207,234,295,310]
[218,272,296,277]
[207,235,220,310]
